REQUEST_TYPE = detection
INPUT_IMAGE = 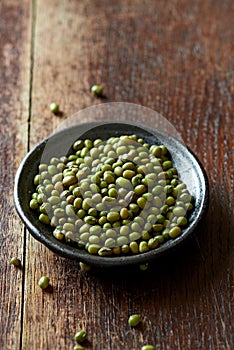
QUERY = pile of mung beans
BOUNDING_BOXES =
[29,134,194,257]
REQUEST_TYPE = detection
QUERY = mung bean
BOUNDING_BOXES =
[11,257,21,267]
[128,314,141,327]
[169,226,182,238]
[91,84,103,97]
[38,276,50,289]
[30,133,195,257]
[74,330,86,343]
[141,345,155,350]
[50,102,59,114]
[74,345,85,350]
[139,263,149,271]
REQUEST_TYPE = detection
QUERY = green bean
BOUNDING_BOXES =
[148,237,160,249]
[119,225,129,236]
[129,241,139,254]
[142,230,150,240]
[165,196,175,206]
[122,161,135,170]
[142,192,154,201]
[74,344,85,350]
[79,262,91,272]
[139,263,149,271]
[139,241,149,253]
[53,228,64,240]
[134,216,145,226]
[134,184,147,195]
[129,232,141,241]
[156,214,165,223]
[63,222,75,232]
[39,213,50,224]
[169,226,182,238]
[105,228,117,238]
[58,218,66,226]
[34,174,41,185]
[65,205,76,217]
[103,171,115,183]
[11,257,21,267]
[37,193,46,204]
[84,216,96,225]
[112,221,121,228]
[39,202,51,214]
[91,84,103,97]
[153,197,162,208]
[131,222,141,232]
[162,160,172,170]
[38,276,50,289]
[116,177,132,189]
[97,216,106,226]
[155,234,164,243]
[121,244,130,254]
[162,228,170,239]
[30,199,39,209]
[74,330,86,343]
[128,314,141,327]
[88,208,98,217]
[87,244,100,254]
[47,195,60,205]
[105,237,116,248]
[38,164,48,172]
[186,202,194,211]
[108,187,118,198]
[177,216,188,226]
[88,235,100,244]
[131,174,142,186]
[173,206,186,216]
[137,165,147,175]
[123,169,135,179]
[117,236,129,246]
[98,247,112,256]
[141,345,155,350]
[52,173,63,184]
[152,224,164,232]
[50,102,59,113]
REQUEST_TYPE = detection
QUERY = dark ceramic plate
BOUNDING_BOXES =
[14,121,209,267]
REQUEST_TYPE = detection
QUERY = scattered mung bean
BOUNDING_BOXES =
[11,257,21,267]
[38,276,50,289]
[91,85,103,97]
[141,345,155,350]
[79,262,91,272]
[139,263,149,271]
[128,314,141,327]
[50,102,59,114]
[74,330,87,343]
[73,345,85,350]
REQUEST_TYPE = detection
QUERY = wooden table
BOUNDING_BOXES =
[1,1,233,349]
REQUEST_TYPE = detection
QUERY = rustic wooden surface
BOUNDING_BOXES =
[0,0,233,349]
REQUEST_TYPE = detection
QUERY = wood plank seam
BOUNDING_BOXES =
[27,0,37,153]
[19,1,37,350]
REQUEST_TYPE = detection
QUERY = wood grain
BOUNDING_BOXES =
[0,1,31,350]
[0,0,233,349]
